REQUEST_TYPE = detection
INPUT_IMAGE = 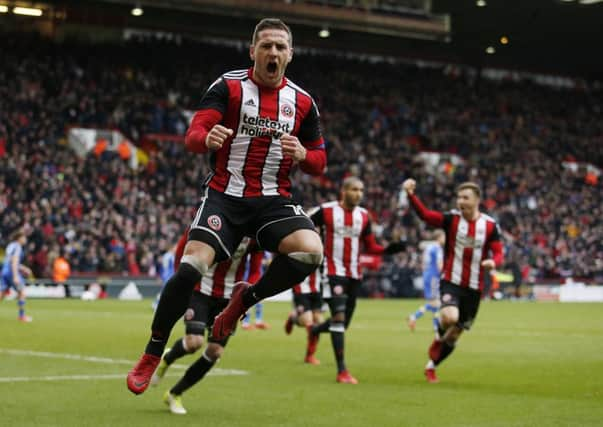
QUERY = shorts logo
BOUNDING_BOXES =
[184,308,195,321]
[285,204,306,216]
[281,103,294,118]
[442,293,452,303]
[207,215,222,231]
[333,285,344,296]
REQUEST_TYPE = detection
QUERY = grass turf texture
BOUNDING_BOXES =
[1,298,601,427]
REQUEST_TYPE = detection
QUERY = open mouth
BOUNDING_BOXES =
[267,62,277,74]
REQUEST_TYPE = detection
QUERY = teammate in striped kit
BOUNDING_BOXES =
[151,230,263,414]
[309,177,406,384]
[127,18,326,394]
[284,267,324,365]
[403,179,504,383]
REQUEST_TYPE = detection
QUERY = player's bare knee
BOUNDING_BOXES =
[299,312,313,326]
[184,334,204,353]
[279,229,323,257]
[440,307,459,327]
[181,241,215,276]
[313,312,323,324]
[205,343,224,360]
[333,312,345,323]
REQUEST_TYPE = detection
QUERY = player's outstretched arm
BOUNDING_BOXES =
[402,178,444,227]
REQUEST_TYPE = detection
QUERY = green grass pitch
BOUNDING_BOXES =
[1,298,602,427]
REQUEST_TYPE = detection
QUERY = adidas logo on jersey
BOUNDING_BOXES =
[244,99,256,107]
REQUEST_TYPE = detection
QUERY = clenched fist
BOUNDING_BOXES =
[281,133,307,162]
[481,259,496,270]
[402,178,417,195]
[205,124,234,151]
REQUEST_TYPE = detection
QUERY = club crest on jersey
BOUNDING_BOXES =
[280,103,294,118]
[207,215,222,231]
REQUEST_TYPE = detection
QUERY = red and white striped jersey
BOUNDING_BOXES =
[174,233,263,299]
[408,193,504,292]
[440,211,501,291]
[311,201,373,279]
[197,68,324,198]
[293,268,322,295]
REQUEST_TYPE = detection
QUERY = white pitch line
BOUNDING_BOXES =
[0,348,249,377]
[0,369,248,383]
[0,374,127,383]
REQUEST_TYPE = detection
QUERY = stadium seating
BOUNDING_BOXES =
[1,34,601,288]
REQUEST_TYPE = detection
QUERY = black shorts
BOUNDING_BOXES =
[184,292,230,346]
[189,187,316,262]
[324,276,361,314]
[293,292,323,315]
[439,280,481,330]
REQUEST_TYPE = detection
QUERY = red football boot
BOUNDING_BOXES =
[425,368,439,383]
[127,353,161,395]
[212,282,250,340]
[336,370,359,384]
[304,355,321,365]
[255,321,270,330]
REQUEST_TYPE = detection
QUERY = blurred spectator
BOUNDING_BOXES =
[0,34,601,287]
[52,249,71,285]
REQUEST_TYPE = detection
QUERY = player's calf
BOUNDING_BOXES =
[147,262,206,357]
[241,252,323,307]
[169,345,224,396]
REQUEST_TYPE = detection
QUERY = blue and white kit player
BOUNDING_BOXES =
[407,230,445,334]
[1,230,33,322]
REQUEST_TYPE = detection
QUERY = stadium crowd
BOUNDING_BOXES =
[1,34,602,291]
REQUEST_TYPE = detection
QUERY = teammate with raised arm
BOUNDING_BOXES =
[127,18,326,394]
[403,179,504,383]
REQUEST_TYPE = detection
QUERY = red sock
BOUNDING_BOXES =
[428,338,442,362]
[306,325,319,357]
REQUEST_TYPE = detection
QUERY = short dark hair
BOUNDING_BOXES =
[456,182,481,198]
[252,18,293,46]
